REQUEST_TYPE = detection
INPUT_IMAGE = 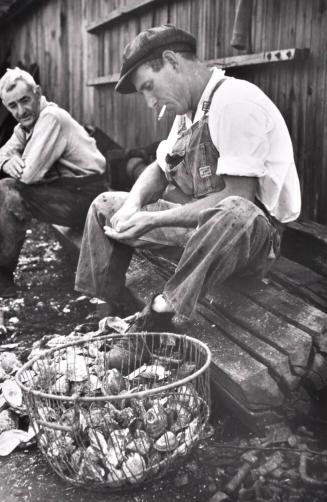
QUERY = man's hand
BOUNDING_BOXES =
[105,211,155,242]
[110,203,140,232]
[2,156,25,179]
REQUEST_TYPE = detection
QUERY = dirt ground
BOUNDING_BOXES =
[0,221,327,502]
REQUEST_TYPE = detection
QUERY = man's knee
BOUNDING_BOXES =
[89,190,128,219]
[218,196,261,223]
[0,177,19,196]
[0,178,26,215]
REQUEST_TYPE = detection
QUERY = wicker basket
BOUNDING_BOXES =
[16,331,211,490]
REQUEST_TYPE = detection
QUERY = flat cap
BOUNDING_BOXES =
[115,24,196,94]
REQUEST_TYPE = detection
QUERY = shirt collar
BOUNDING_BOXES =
[192,67,226,123]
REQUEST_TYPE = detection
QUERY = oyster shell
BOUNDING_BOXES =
[183,417,202,447]
[154,431,177,452]
[126,430,152,456]
[0,366,7,382]
[175,384,200,411]
[0,410,18,433]
[176,363,197,379]
[114,407,135,427]
[69,448,82,473]
[121,452,146,483]
[1,379,23,408]
[0,429,30,456]
[66,354,88,382]
[93,352,106,377]
[107,466,125,486]
[101,368,126,395]
[79,459,105,481]
[37,406,58,423]
[88,429,108,454]
[89,374,102,392]
[105,429,130,467]
[51,375,70,395]
[85,445,102,464]
[147,450,162,473]
[145,404,167,438]
[141,364,170,381]
[169,403,192,433]
[0,352,21,374]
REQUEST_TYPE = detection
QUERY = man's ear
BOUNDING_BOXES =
[162,50,179,70]
[34,85,42,98]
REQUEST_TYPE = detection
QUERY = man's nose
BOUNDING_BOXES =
[17,103,26,116]
[145,95,157,109]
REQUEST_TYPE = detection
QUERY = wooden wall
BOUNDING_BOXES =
[0,0,93,124]
[0,0,327,224]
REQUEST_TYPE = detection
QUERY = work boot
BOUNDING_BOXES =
[0,269,18,298]
[127,296,176,333]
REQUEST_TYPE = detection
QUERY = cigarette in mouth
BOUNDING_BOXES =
[158,105,167,121]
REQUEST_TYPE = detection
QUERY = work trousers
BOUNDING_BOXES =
[75,191,282,319]
[0,175,106,275]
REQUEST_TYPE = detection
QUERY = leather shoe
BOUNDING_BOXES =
[127,297,175,333]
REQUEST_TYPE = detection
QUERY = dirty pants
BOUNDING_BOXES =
[0,176,106,276]
[75,191,281,319]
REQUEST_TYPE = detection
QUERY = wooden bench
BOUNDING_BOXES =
[52,219,327,432]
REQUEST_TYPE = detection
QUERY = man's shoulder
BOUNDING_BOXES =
[38,103,72,126]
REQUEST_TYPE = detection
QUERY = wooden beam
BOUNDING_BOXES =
[206,48,310,69]
[87,0,175,33]
[88,47,310,86]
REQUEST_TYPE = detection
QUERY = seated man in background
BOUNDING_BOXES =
[0,68,106,297]
[75,25,301,329]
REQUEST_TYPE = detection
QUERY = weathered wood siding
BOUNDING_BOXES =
[0,0,327,223]
[0,0,93,124]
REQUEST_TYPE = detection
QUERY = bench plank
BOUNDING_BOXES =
[206,287,312,376]
[198,303,299,390]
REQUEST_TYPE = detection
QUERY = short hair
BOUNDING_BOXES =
[146,51,197,72]
[0,67,37,99]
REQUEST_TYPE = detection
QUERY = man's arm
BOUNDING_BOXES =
[105,175,257,240]
[19,112,67,184]
[110,161,168,231]
[0,128,25,178]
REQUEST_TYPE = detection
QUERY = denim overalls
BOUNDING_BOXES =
[165,79,227,199]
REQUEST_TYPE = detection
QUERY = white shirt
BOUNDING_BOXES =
[156,68,301,223]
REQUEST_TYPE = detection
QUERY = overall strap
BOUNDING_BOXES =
[202,77,228,113]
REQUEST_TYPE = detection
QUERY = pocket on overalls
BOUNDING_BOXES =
[188,142,225,198]
[165,148,194,196]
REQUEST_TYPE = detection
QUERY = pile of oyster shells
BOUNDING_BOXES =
[17,331,209,488]
[0,351,36,456]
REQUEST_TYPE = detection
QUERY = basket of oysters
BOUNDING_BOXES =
[15,331,211,490]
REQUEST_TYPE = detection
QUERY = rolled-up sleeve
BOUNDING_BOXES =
[211,101,272,177]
